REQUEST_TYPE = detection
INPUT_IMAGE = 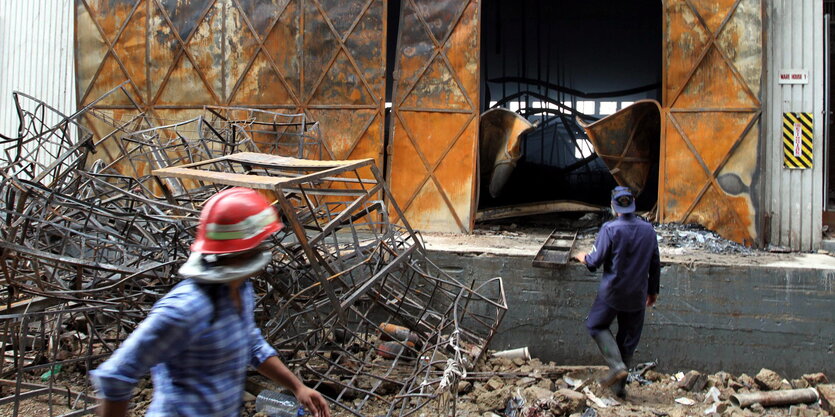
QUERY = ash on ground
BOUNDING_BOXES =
[653,223,755,255]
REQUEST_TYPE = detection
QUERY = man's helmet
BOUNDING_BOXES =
[179,187,284,283]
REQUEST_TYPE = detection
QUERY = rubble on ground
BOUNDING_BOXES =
[644,223,755,255]
[430,355,830,417]
[18,346,835,417]
[86,352,830,416]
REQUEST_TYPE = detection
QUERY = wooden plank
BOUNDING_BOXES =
[0,297,63,315]
[476,200,605,222]
[152,166,291,189]
[226,152,373,169]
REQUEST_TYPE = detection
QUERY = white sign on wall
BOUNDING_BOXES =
[778,69,809,84]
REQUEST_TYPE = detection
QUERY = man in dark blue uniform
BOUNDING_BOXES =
[574,186,660,397]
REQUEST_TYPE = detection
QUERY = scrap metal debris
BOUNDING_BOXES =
[0,90,507,417]
[655,223,755,255]
[627,361,657,386]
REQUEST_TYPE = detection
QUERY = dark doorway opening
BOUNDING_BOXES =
[478,0,662,220]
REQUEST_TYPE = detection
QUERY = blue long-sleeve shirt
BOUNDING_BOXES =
[584,214,661,312]
[90,279,277,416]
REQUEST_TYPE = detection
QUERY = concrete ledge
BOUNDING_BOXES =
[427,248,835,377]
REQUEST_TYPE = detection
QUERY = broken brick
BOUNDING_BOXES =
[754,368,783,391]
[521,385,553,405]
[476,387,511,412]
[677,370,708,392]
[645,370,664,382]
[818,384,835,414]
[536,378,556,391]
[515,377,536,388]
[737,373,757,390]
[486,376,505,391]
[801,373,829,386]
[710,371,733,388]
[553,388,586,414]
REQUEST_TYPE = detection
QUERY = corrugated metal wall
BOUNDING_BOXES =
[764,0,825,251]
[0,0,75,137]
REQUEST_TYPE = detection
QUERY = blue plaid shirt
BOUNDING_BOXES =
[90,279,277,416]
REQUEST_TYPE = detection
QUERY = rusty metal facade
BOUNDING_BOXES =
[660,0,764,246]
[74,0,386,175]
[388,0,481,233]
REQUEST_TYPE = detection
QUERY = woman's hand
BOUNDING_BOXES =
[294,386,331,417]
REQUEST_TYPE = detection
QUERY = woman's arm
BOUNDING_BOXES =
[96,400,129,417]
[91,290,210,417]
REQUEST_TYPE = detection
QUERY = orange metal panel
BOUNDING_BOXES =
[661,0,763,246]
[75,0,386,175]
[388,0,480,233]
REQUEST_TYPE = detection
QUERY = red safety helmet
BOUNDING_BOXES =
[191,187,284,254]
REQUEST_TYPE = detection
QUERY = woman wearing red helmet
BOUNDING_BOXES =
[91,188,331,417]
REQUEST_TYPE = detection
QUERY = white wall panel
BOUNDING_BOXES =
[764,0,825,250]
[0,0,75,138]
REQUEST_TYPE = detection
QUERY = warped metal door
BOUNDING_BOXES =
[660,0,763,246]
[388,0,480,233]
[75,0,386,172]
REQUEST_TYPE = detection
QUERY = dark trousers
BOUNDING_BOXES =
[585,295,646,359]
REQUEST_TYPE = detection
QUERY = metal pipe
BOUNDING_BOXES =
[729,388,819,408]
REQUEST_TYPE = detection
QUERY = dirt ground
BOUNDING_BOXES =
[248,353,829,417]
[1,347,831,417]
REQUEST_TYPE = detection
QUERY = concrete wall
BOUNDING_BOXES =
[429,250,835,378]
[763,0,826,251]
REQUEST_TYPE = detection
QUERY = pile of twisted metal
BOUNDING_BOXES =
[0,85,507,417]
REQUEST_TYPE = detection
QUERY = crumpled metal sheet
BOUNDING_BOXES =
[479,108,535,199]
[576,100,660,197]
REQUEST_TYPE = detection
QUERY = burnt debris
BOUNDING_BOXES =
[0,88,506,417]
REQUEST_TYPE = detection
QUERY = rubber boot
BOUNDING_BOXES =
[613,354,631,398]
[592,331,628,388]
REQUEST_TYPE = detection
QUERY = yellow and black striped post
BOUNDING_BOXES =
[783,112,814,169]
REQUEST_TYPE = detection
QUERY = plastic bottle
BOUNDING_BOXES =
[255,390,306,417]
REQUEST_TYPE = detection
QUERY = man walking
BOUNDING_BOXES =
[574,186,660,397]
